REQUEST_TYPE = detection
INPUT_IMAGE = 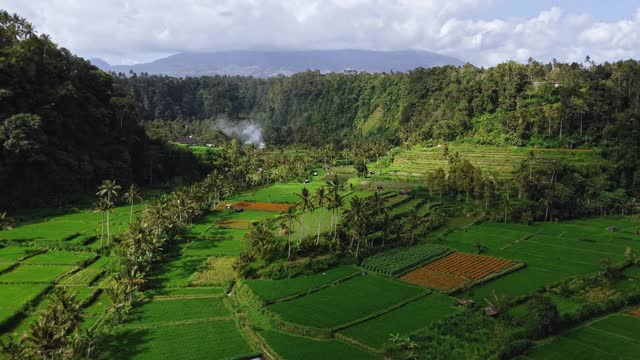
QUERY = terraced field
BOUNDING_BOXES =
[380,144,596,179]
[361,244,451,276]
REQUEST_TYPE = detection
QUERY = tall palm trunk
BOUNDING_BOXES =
[129,200,134,224]
[299,213,304,243]
[106,210,111,247]
[288,220,293,258]
[100,211,105,250]
[316,207,323,244]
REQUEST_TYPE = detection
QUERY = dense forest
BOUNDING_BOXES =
[0,12,202,209]
[115,60,640,150]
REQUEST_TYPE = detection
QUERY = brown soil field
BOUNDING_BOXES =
[217,219,253,229]
[218,201,290,212]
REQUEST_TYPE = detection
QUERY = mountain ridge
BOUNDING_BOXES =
[90,49,464,77]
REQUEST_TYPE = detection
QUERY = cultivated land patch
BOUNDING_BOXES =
[112,319,255,360]
[0,247,40,262]
[245,266,361,302]
[361,244,451,277]
[266,274,426,329]
[221,201,291,212]
[190,256,235,286]
[337,292,458,350]
[400,252,517,292]
[23,250,93,265]
[441,218,638,299]
[0,264,74,283]
[525,314,640,359]
[261,329,379,360]
[125,297,230,326]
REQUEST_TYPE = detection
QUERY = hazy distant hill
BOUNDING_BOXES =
[91,49,464,77]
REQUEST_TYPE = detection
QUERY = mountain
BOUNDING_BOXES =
[90,49,464,77]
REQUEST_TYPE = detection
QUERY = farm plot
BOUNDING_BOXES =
[262,329,378,360]
[190,256,235,287]
[400,252,517,292]
[23,250,94,265]
[245,266,361,302]
[111,319,255,360]
[62,256,110,286]
[0,246,41,262]
[0,284,49,310]
[266,274,426,329]
[361,244,451,276]
[337,292,458,350]
[221,201,291,212]
[148,256,208,288]
[525,314,640,359]
[125,297,230,326]
[0,264,74,283]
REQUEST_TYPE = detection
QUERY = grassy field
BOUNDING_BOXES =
[361,244,451,277]
[0,264,74,283]
[337,292,458,350]
[23,250,93,265]
[523,314,640,359]
[267,274,426,329]
[125,297,230,326]
[245,266,361,302]
[261,329,379,360]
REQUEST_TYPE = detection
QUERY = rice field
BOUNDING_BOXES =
[0,264,74,283]
[524,314,640,359]
[261,329,379,360]
[266,274,426,329]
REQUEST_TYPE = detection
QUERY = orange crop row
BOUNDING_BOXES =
[400,252,515,291]
[218,201,291,212]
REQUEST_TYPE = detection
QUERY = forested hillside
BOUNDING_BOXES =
[116,60,639,150]
[0,12,200,209]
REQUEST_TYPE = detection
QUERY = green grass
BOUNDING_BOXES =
[525,314,640,359]
[245,266,361,302]
[81,291,111,330]
[181,236,246,257]
[262,329,379,360]
[23,250,94,265]
[267,274,426,329]
[125,297,230,326]
[361,244,451,277]
[0,262,16,273]
[232,173,326,204]
[338,293,458,349]
[0,247,41,262]
[0,265,73,283]
[110,320,254,360]
[148,287,225,297]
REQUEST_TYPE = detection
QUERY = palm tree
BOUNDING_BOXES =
[0,211,13,230]
[246,220,277,260]
[501,196,511,223]
[314,186,327,244]
[123,184,142,224]
[278,205,299,258]
[342,196,368,258]
[48,288,83,333]
[541,189,555,222]
[326,175,343,236]
[25,312,65,360]
[528,151,535,180]
[295,187,314,242]
[94,198,112,252]
[97,180,121,243]
[403,208,426,244]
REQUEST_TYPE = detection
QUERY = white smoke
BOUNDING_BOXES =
[212,118,265,148]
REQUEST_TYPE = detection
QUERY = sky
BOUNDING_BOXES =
[1,0,639,67]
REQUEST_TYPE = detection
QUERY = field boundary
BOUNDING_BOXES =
[262,271,363,305]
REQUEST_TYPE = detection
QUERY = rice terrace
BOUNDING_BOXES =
[2,2,640,360]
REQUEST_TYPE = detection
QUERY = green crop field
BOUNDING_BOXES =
[380,144,597,180]
[0,262,16,273]
[245,266,361,302]
[111,320,255,360]
[233,173,326,204]
[0,247,41,262]
[524,314,640,359]
[148,287,225,297]
[0,203,144,243]
[267,274,426,328]
[0,265,74,283]
[440,218,638,299]
[23,250,94,265]
[148,256,208,288]
[361,244,451,277]
[262,329,379,360]
[125,297,230,326]
[62,256,110,286]
[0,284,49,309]
[338,292,459,349]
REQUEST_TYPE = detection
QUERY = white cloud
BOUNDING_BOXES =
[1,0,639,66]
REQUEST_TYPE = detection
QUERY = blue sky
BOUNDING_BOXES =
[1,0,639,66]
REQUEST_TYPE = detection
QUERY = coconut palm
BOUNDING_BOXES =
[326,175,343,236]
[403,207,426,244]
[541,189,555,222]
[0,211,13,230]
[314,186,327,244]
[278,205,299,258]
[246,220,277,260]
[295,187,314,242]
[123,184,142,224]
[25,312,65,360]
[96,180,121,243]
[528,151,536,180]
[342,196,368,258]
[48,288,83,333]
[94,198,112,252]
